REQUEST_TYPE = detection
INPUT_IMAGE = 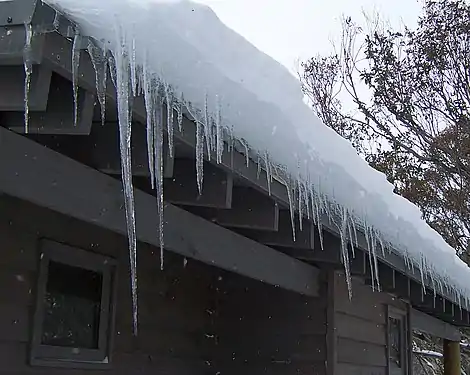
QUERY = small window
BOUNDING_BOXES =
[30,240,116,368]
[388,307,409,375]
[389,316,402,367]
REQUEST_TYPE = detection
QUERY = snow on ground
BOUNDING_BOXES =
[37,0,470,319]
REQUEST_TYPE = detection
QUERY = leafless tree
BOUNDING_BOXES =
[300,0,470,258]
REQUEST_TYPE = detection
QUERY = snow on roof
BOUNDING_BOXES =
[41,0,470,311]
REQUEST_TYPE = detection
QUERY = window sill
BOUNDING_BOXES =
[30,356,112,370]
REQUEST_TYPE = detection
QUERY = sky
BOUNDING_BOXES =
[193,0,422,74]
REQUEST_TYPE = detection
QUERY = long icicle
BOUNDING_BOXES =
[286,176,296,242]
[154,93,165,270]
[72,29,81,127]
[340,208,352,298]
[264,151,272,196]
[177,92,184,132]
[114,26,138,336]
[163,79,174,158]
[23,23,33,134]
[142,58,155,189]
[203,93,212,160]
[313,189,324,251]
[195,117,204,195]
[215,95,223,164]
[87,40,108,127]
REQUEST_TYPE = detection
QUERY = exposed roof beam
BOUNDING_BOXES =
[187,186,280,231]
[0,127,319,297]
[411,308,461,342]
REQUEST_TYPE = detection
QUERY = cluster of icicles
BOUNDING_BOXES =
[21,19,469,335]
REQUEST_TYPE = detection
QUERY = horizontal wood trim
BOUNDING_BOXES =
[212,334,326,362]
[335,296,385,324]
[410,308,461,341]
[213,318,327,337]
[335,363,387,375]
[0,341,211,374]
[114,329,213,359]
[337,338,387,367]
[211,361,327,375]
[335,312,386,345]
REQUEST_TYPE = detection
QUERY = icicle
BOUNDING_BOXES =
[113,27,138,335]
[297,181,303,232]
[203,93,212,160]
[377,234,385,257]
[163,80,174,158]
[294,158,301,231]
[87,40,108,127]
[419,253,426,294]
[313,190,324,251]
[286,178,296,242]
[52,11,60,30]
[227,125,235,169]
[243,140,249,167]
[154,94,165,271]
[215,95,223,164]
[305,181,311,221]
[195,118,204,195]
[177,92,184,132]
[72,29,82,127]
[264,151,272,196]
[340,208,353,299]
[364,225,376,291]
[347,219,355,258]
[370,230,380,291]
[309,185,315,224]
[130,36,137,97]
[352,219,359,248]
[142,59,155,189]
[108,54,117,88]
[23,23,33,134]
[256,153,261,179]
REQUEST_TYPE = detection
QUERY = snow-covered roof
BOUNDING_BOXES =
[42,0,470,304]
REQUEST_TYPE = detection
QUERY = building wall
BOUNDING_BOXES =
[333,271,409,375]
[0,195,328,375]
[210,267,328,375]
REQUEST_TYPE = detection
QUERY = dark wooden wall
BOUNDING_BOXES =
[210,268,328,375]
[332,271,408,375]
[0,194,328,375]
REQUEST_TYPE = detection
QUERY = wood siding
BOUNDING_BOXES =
[0,195,327,374]
[333,272,408,375]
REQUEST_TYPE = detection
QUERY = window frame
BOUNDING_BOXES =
[30,239,117,368]
[387,305,410,375]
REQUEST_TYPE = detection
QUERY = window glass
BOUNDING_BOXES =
[41,261,103,349]
[389,316,402,368]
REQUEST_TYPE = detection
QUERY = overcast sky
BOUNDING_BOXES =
[194,0,422,74]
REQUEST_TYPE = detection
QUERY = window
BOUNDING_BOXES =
[30,240,116,368]
[389,316,402,367]
[388,306,409,375]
